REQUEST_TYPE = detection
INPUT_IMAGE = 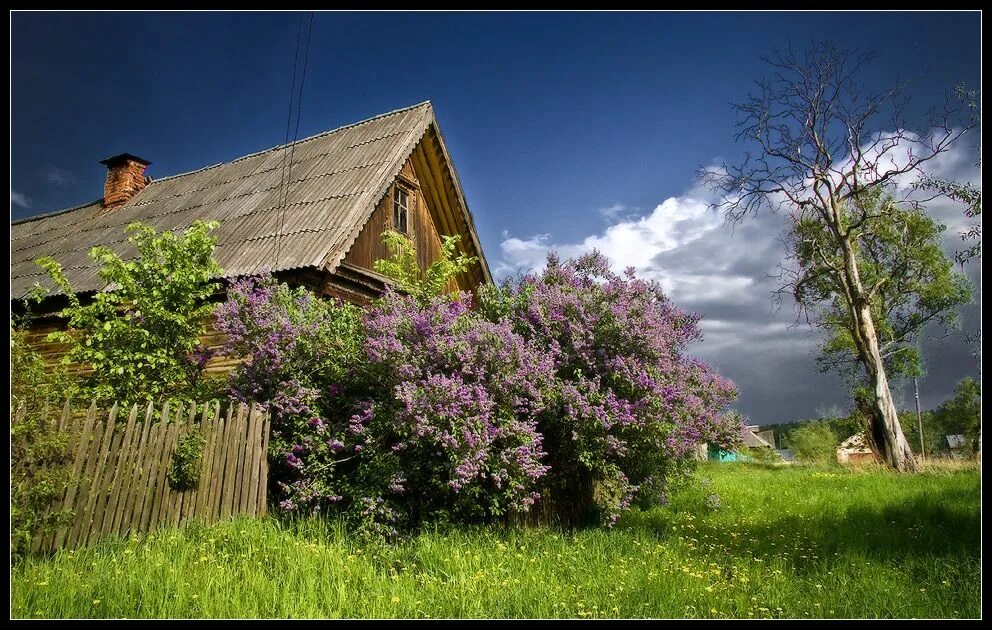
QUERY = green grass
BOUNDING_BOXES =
[10,462,980,619]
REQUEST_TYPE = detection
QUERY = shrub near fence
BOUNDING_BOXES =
[28,399,270,553]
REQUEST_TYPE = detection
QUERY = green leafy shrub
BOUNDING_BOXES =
[10,324,74,561]
[929,377,981,455]
[34,220,222,407]
[167,428,206,491]
[745,446,781,465]
[785,422,839,465]
[373,230,478,304]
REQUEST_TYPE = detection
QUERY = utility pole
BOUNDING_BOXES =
[914,376,925,464]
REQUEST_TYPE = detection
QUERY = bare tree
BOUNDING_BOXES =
[701,43,977,472]
[916,84,982,267]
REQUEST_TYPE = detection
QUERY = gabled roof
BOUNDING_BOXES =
[11,101,491,299]
[742,428,773,448]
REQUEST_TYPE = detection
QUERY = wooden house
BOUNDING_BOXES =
[11,101,492,374]
[698,426,776,463]
[945,434,969,460]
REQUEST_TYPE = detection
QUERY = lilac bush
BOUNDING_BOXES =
[217,250,741,533]
[360,290,555,524]
[216,277,554,533]
[478,251,741,523]
[215,275,366,517]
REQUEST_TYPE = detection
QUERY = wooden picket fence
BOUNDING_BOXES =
[28,398,270,553]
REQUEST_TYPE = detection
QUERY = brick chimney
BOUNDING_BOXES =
[100,153,151,208]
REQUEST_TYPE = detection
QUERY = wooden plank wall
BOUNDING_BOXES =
[30,399,270,553]
[22,315,241,378]
[20,323,93,378]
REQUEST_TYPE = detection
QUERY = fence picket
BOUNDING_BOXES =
[218,404,241,520]
[172,401,197,526]
[212,404,235,520]
[51,400,98,549]
[194,401,220,521]
[234,405,254,516]
[246,407,263,516]
[150,419,180,531]
[258,412,270,516]
[194,401,217,523]
[118,402,156,535]
[57,399,71,431]
[161,401,185,528]
[138,419,166,534]
[97,404,140,537]
[65,411,111,548]
[76,403,120,547]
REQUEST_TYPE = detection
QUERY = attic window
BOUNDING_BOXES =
[393,186,410,234]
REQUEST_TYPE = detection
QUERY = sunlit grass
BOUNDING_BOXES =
[11,462,980,619]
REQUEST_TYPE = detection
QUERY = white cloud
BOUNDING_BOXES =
[496,233,557,277]
[497,180,755,307]
[10,189,31,208]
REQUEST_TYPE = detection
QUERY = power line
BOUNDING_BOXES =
[275,11,315,268]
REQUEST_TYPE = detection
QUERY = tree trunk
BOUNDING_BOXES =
[837,230,918,472]
[850,302,918,472]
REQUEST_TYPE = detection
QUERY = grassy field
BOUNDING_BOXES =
[10,462,981,619]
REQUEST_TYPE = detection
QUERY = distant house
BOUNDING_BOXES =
[11,102,492,375]
[743,426,774,449]
[836,432,877,465]
[703,425,775,463]
[707,444,740,462]
[946,435,968,460]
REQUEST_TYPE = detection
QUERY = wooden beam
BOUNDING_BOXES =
[421,130,483,289]
[411,147,457,244]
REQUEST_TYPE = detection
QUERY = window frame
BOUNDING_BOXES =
[392,184,411,235]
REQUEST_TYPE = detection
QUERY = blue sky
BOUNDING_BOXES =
[10,11,982,423]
